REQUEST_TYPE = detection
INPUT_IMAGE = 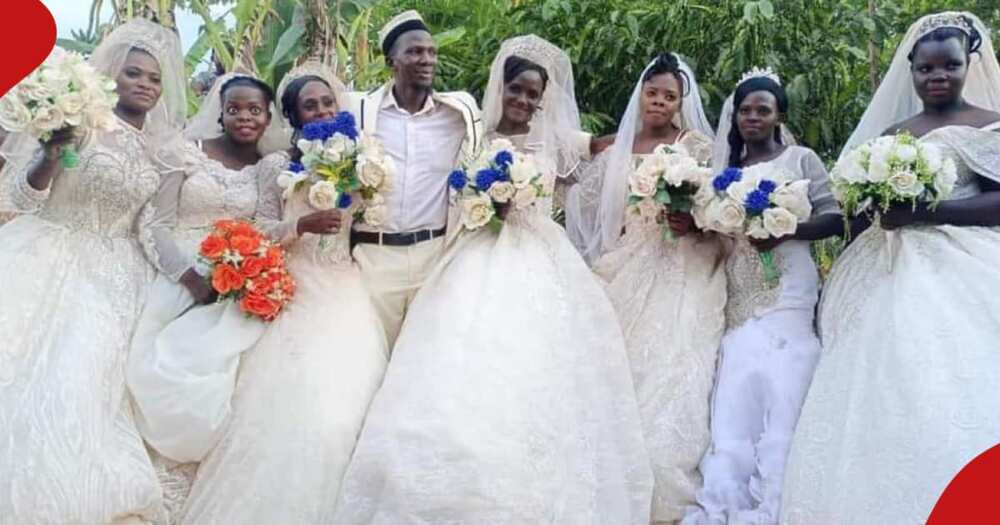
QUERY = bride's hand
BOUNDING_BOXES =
[41,128,76,161]
[665,211,695,237]
[180,268,217,305]
[750,235,788,252]
[880,202,926,230]
[297,209,343,236]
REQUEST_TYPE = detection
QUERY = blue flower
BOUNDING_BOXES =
[494,150,514,168]
[331,111,359,140]
[712,167,743,192]
[301,120,330,141]
[288,161,305,173]
[337,193,353,209]
[758,179,777,194]
[448,169,468,191]
[744,189,771,215]
[475,168,501,191]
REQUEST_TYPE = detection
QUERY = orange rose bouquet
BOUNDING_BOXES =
[197,219,295,321]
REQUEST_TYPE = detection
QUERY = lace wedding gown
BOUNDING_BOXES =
[126,141,265,523]
[178,151,388,524]
[334,134,654,524]
[781,123,1000,525]
[591,130,726,523]
[0,118,164,524]
[685,146,839,525]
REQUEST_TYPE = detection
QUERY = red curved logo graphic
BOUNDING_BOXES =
[928,443,1000,523]
[0,0,57,97]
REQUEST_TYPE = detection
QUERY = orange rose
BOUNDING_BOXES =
[230,234,261,256]
[249,274,275,295]
[229,221,260,239]
[240,293,280,320]
[213,219,240,232]
[211,264,245,295]
[240,256,266,279]
[199,235,228,260]
[264,245,284,267]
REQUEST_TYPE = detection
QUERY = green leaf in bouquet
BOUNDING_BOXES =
[627,195,643,206]
[654,189,671,205]
[487,215,504,234]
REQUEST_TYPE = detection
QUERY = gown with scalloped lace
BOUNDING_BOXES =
[177,151,389,524]
[780,123,1000,525]
[126,140,265,524]
[333,135,654,525]
[591,130,726,523]
[0,118,164,524]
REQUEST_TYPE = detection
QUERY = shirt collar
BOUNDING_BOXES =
[381,81,437,116]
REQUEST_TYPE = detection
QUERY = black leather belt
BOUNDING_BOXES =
[350,227,446,247]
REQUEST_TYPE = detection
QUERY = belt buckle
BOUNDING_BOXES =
[378,231,384,246]
[412,231,422,244]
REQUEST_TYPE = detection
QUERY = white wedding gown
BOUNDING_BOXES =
[685,146,839,525]
[126,140,266,523]
[591,131,726,523]
[178,151,388,524]
[334,135,654,524]
[781,123,1000,525]
[0,118,164,524]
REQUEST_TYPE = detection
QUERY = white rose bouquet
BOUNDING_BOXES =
[448,138,547,232]
[626,142,713,240]
[830,131,956,224]
[276,111,394,232]
[0,47,118,167]
[694,163,812,284]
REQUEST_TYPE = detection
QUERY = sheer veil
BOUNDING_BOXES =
[565,54,713,264]
[710,67,797,172]
[480,35,584,176]
[839,11,1000,160]
[274,60,347,141]
[181,72,287,156]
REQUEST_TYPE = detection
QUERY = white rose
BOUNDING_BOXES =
[713,198,747,234]
[39,66,71,94]
[362,204,387,226]
[747,216,770,239]
[488,181,516,203]
[868,145,892,183]
[508,155,539,188]
[762,207,799,238]
[30,103,66,135]
[55,92,86,126]
[634,197,662,222]
[923,145,944,173]
[662,154,700,186]
[357,157,387,188]
[629,169,659,198]
[0,95,32,131]
[933,158,958,198]
[307,181,339,210]
[461,194,495,230]
[512,185,539,209]
[725,177,757,204]
[895,144,918,164]
[887,168,923,197]
[833,150,867,184]
[17,76,54,104]
[770,180,813,221]
[323,135,354,161]
[297,138,324,157]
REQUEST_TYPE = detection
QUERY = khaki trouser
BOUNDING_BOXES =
[352,236,445,350]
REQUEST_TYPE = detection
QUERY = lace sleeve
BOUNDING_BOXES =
[679,130,715,166]
[800,148,840,216]
[138,169,190,281]
[0,141,49,214]
[255,151,299,244]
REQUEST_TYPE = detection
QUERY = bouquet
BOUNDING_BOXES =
[277,111,394,230]
[626,142,713,240]
[448,138,548,232]
[695,164,812,284]
[0,47,118,168]
[198,219,295,322]
[830,131,957,223]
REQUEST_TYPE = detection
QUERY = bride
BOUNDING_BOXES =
[177,62,389,524]
[0,19,186,524]
[334,35,653,524]
[126,72,284,521]
[781,12,1000,524]
[569,53,725,523]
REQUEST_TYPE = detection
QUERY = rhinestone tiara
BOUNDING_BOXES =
[739,66,781,86]
[917,12,973,38]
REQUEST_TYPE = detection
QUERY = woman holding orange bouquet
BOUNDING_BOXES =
[125,73,287,522]
[178,62,389,524]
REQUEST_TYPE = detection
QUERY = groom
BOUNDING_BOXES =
[345,10,481,348]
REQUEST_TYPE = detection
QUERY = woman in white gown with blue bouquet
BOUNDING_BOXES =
[334,35,653,524]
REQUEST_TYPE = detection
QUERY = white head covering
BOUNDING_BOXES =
[565,54,713,263]
[710,66,796,171]
[839,11,1000,160]
[480,35,585,176]
[274,60,347,141]
[378,10,429,57]
[182,72,286,155]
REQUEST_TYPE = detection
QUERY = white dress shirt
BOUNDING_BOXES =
[358,88,466,234]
